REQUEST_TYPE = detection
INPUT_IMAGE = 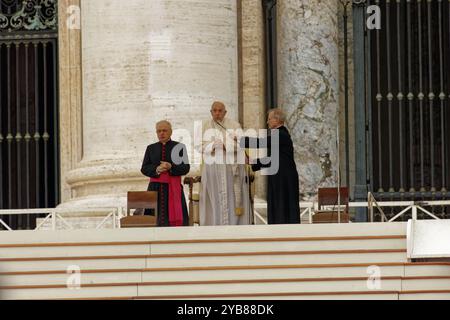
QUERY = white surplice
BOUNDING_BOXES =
[198,118,252,226]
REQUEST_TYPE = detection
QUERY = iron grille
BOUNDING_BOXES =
[0,0,59,230]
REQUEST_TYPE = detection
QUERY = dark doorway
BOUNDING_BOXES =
[0,0,59,229]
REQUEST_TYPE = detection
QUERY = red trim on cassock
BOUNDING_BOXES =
[151,173,183,227]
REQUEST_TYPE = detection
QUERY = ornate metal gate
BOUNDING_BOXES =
[0,0,59,229]
[369,0,450,195]
[352,0,450,220]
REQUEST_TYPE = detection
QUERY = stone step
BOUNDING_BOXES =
[0,264,406,287]
[399,291,450,300]
[404,264,450,277]
[1,278,404,300]
[149,238,406,255]
[2,222,448,300]
[402,278,450,291]
[0,237,406,259]
[5,277,448,300]
[0,223,408,245]
[0,250,408,272]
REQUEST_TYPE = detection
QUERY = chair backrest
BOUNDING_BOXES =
[127,191,158,216]
[318,187,349,212]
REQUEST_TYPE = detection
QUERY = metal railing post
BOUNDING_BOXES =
[118,207,123,229]
[412,205,418,221]
[51,210,56,231]
[309,207,313,224]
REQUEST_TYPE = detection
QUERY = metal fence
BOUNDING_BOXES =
[0,208,122,231]
[368,0,450,196]
[348,0,450,220]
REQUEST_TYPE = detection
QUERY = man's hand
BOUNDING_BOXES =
[156,165,166,175]
[156,162,172,175]
[213,140,226,152]
[160,161,172,170]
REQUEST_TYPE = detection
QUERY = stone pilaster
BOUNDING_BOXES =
[240,0,267,200]
[58,0,82,203]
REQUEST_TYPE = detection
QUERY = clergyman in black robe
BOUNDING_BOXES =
[141,121,190,227]
[241,109,300,225]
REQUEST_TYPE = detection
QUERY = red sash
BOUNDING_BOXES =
[151,173,184,227]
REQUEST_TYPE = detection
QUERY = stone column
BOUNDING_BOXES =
[277,0,340,198]
[60,0,239,210]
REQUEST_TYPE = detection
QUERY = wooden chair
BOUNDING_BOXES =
[184,177,201,226]
[313,187,350,224]
[120,191,158,228]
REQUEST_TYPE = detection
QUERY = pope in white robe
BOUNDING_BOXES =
[197,101,252,226]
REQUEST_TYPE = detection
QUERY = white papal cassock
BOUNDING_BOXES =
[198,118,252,226]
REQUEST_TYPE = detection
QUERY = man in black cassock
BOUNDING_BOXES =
[241,109,300,225]
[141,121,190,227]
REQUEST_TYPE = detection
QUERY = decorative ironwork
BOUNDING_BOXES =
[0,0,57,33]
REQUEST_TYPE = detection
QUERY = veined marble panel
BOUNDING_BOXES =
[277,0,340,197]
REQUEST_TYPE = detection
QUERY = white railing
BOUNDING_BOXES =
[253,192,447,225]
[0,193,448,231]
[0,208,124,231]
[363,192,444,222]
[253,209,268,225]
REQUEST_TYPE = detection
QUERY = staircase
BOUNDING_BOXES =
[0,223,449,300]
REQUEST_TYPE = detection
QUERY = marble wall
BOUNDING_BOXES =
[277,0,340,198]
